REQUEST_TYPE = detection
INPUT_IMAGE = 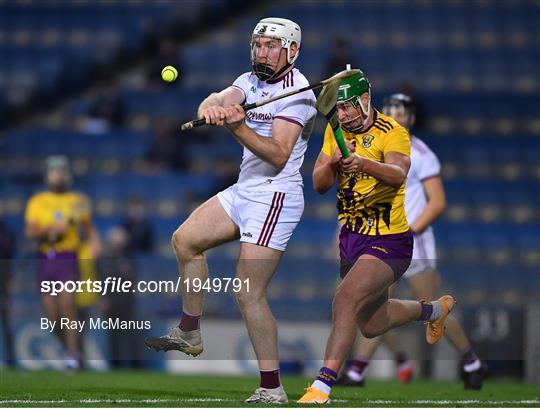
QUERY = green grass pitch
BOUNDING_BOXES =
[1,369,538,407]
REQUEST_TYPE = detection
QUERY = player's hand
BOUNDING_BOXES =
[50,221,69,236]
[199,106,228,126]
[224,104,246,130]
[340,152,364,174]
[330,147,343,169]
[346,142,356,153]
[48,221,69,242]
[332,143,354,163]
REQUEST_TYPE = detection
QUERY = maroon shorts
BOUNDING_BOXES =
[339,226,413,281]
[37,251,79,285]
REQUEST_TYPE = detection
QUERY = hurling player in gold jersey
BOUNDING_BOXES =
[298,71,455,403]
[25,156,101,370]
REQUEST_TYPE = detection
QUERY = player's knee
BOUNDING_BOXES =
[235,287,264,308]
[171,229,183,255]
[361,328,379,339]
[171,227,194,260]
[333,287,368,313]
[359,323,382,339]
[332,297,360,319]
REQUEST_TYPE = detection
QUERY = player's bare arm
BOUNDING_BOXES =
[197,87,244,126]
[225,104,302,170]
[409,175,446,234]
[85,222,102,258]
[312,150,341,194]
[341,150,410,188]
[25,220,68,241]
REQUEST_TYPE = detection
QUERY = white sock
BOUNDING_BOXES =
[347,368,366,382]
[312,380,331,395]
[429,300,443,321]
[463,359,481,373]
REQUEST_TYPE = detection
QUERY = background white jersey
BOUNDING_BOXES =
[231,67,317,194]
[405,136,441,224]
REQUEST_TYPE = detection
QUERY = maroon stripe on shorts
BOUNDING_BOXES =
[262,192,285,247]
[259,192,284,247]
[257,192,280,246]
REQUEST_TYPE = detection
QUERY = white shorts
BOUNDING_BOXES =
[217,184,304,252]
[403,227,437,278]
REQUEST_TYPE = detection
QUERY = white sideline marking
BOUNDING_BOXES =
[0,398,231,404]
[366,399,540,405]
[1,398,539,405]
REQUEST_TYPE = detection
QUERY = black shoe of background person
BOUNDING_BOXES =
[462,362,488,390]
[335,373,365,387]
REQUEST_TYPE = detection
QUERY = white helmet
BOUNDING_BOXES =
[251,17,301,80]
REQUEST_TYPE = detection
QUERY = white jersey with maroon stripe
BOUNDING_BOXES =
[403,135,441,277]
[231,67,317,194]
[405,136,441,224]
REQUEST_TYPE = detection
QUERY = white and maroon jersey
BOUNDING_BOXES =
[231,67,317,194]
[405,136,441,224]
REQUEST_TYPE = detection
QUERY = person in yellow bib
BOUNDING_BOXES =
[25,155,101,370]
[298,71,455,404]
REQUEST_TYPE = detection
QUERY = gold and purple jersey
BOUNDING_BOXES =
[322,111,410,235]
[25,191,92,254]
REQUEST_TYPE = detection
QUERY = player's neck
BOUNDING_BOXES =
[359,108,376,133]
[49,187,67,194]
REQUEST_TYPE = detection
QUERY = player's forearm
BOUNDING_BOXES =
[360,159,406,188]
[229,123,289,169]
[410,201,445,234]
[197,93,223,117]
[88,224,102,258]
[313,162,338,194]
[25,224,52,241]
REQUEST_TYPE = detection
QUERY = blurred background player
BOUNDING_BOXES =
[298,71,456,404]
[120,196,155,254]
[145,17,317,403]
[24,155,101,370]
[339,93,486,390]
[98,226,140,369]
[322,37,358,79]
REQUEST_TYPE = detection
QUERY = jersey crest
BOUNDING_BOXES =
[362,134,375,148]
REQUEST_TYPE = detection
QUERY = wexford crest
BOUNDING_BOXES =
[362,134,375,148]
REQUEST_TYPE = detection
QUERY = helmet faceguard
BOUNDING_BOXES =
[251,17,301,81]
[382,93,416,129]
[336,70,371,132]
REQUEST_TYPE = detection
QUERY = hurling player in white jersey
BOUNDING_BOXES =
[145,18,316,403]
[339,94,486,390]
